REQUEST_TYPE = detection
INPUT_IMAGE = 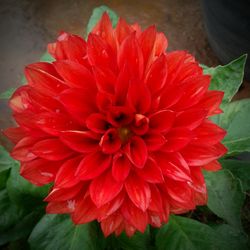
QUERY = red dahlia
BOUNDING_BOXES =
[4,13,227,236]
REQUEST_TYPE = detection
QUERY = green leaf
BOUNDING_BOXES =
[107,228,151,250]
[204,54,247,103]
[0,189,24,233]
[0,87,16,100]
[221,159,250,191]
[29,214,106,250]
[0,145,16,172]
[204,170,245,230]
[155,215,218,250]
[40,52,54,63]
[0,209,44,246]
[212,224,248,250]
[7,163,50,211]
[214,99,250,155]
[86,5,118,36]
[0,169,10,190]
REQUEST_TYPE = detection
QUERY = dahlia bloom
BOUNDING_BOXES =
[5,13,227,236]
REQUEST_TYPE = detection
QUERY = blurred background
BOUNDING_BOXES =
[0,0,249,131]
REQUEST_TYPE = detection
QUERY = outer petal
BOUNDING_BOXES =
[25,62,67,96]
[90,171,123,208]
[71,196,99,224]
[155,152,192,182]
[192,120,226,146]
[125,173,151,211]
[163,127,193,152]
[60,130,100,153]
[101,212,123,237]
[77,151,112,180]
[136,158,164,183]
[46,200,76,214]
[44,183,83,202]
[54,156,83,188]
[202,160,222,171]
[53,60,95,89]
[121,199,148,233]
[181,143,227,166]
[20,158,62,186]
[149,110,175,133]
[32,139,74,161]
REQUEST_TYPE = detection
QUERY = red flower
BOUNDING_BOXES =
[5,13,227,237]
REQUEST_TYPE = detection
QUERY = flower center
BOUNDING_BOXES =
[118,127,132,143]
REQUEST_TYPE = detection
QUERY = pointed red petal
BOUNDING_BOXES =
[101,212,123,237]
[121,200,148,233]
[98,191,125,220]
[125,173,151,211]
[202,160,222,171]
[156,152,192,182]
[3,127,29,144]
[59,88,97,124]
[32,139,74,161]
[115,18,133,45]
[181,143,227,166]
[77,151,112,180]
[36,112,80,136]
[145,54,168,94]
[148,184,163,212]
[149,110,175,133]
[46,200,76,214]
[174,109,208,130]
[54,156,83,188]
[99,129,121,154]
[112,153,131,182]
[154,32,168,56]
[25,62,67,96]
[20,158,62,186]
[192,120,226,146]
[86,113,109,133]
[53,60,95,89]
[87,33,116,71]
[163,127,193,152]
[44,183,83,202]
[127,79,151,114]
[124,136,148,168]
[138,25,156,66]
[60,130,100,153]
[71,195,99,224]
[143,133,166,151]
[136,158,164,183]
[11,137,38,162]
[118,33,144,79]
[90,171,123,208]
[196,90,224,116]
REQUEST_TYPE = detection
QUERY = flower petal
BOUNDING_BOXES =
[20,158,62,186]
[163,127,193,152]
[77,151,112,180]
[143,133,166,151]
[181,143,227,166]
[174,109,208,130]
[86,113,110,133]
[46,200,76,214]
[156,152,192,182]
[101,212,123,237]
[53,60,95,89]
[124,136,148,168]
[71,196,99,224]
[202,160,222,171]
[32,139,74,161]
[136,158,164,183]
[90,171,123,208]
[54,156,83,188]
[60,130,100,153]
[121,199,148,233]
[112,153,131,182]
[149,110,175,133]
[125,173,151,211]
